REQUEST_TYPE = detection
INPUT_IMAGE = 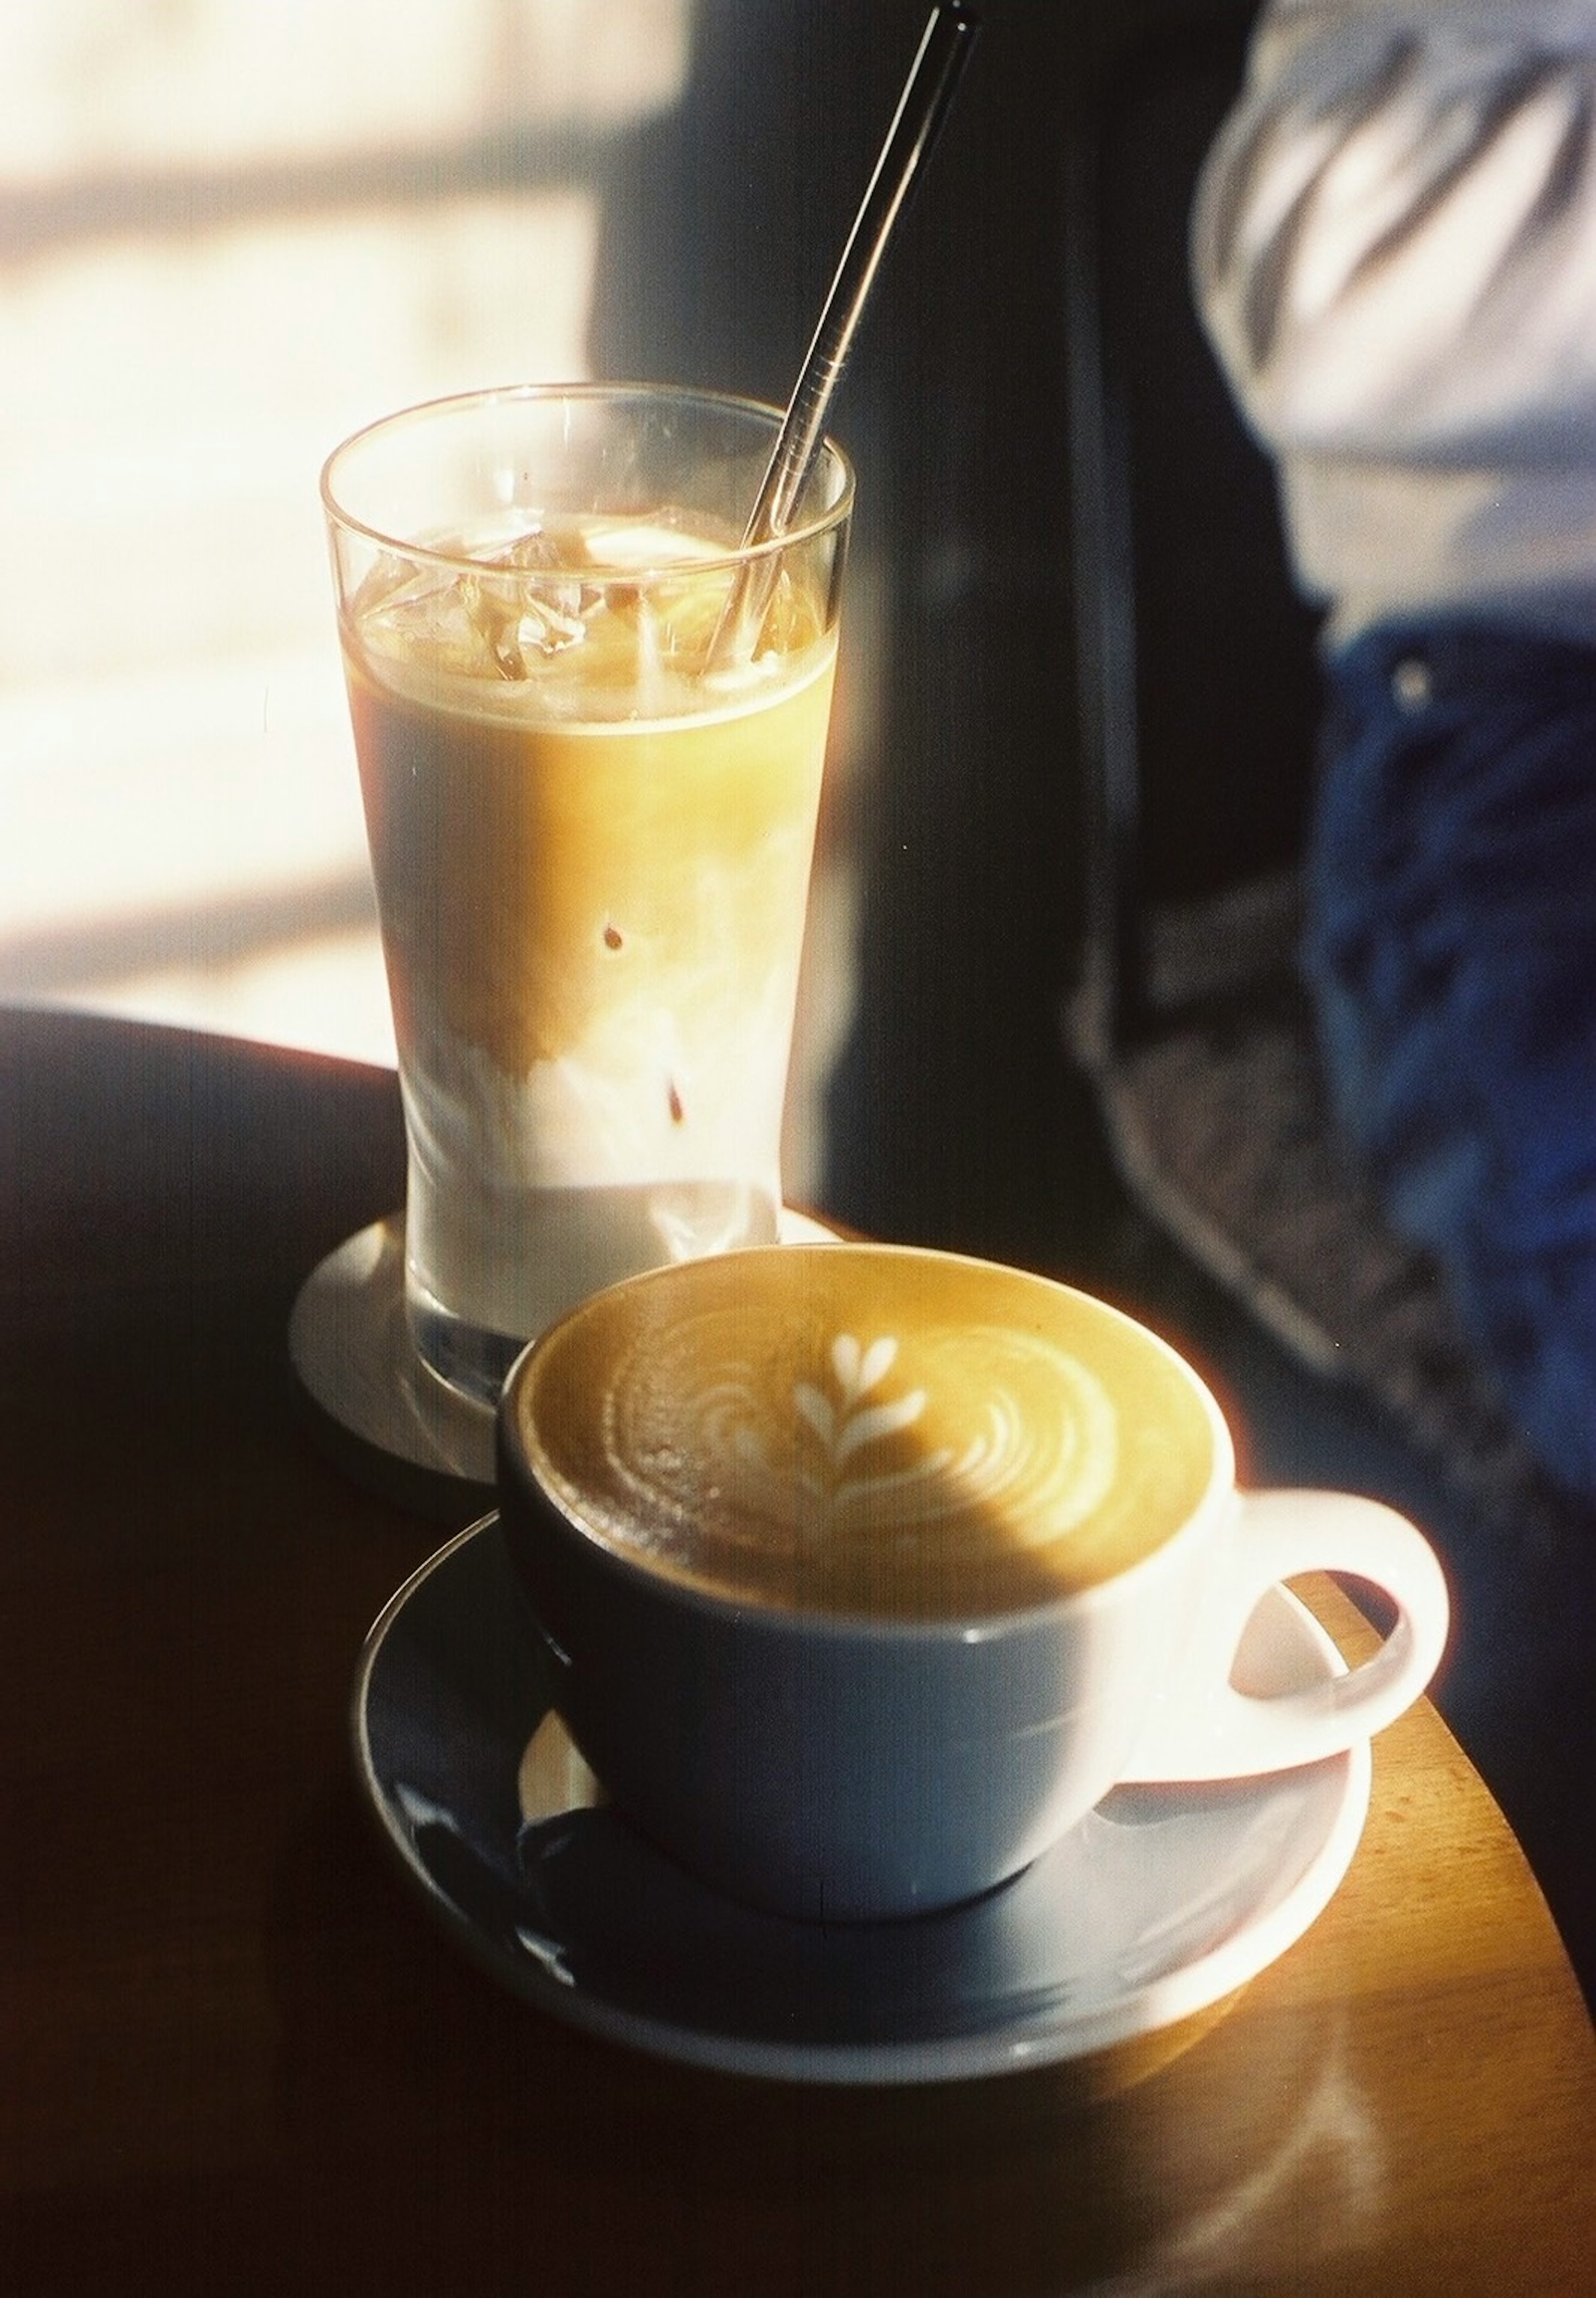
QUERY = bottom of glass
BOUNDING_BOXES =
[407,1290,528,1411]
[401,1177,784,1409]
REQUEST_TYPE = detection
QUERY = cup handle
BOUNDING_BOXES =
[1116,1489,1451,1783]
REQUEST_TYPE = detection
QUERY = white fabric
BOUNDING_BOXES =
[1192,0,1596,638]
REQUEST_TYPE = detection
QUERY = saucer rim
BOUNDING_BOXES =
[351,1515,1372,2086]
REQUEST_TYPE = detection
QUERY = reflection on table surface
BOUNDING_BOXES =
[2,1007,1593,2295]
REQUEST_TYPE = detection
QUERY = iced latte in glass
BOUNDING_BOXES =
[323,387,852,1403]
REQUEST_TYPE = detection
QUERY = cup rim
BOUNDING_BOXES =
[320,379,857,577]
[497,1242,1237,1641]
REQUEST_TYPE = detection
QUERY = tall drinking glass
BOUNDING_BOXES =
[323,384,853,1405]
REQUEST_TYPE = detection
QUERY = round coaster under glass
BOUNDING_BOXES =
[289,1208,839,1512]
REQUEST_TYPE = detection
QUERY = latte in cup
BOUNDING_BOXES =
[498,1242,1448,1920]
[511,1245,1216,1619]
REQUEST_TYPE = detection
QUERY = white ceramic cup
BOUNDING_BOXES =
[495,1244,1450,1922]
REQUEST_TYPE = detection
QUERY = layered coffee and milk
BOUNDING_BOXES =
[342,514,836,1388]
[518,1248,1217,1619]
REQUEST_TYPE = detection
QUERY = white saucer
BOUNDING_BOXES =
[351,1515,1372,2086]
[291,1207,837,1488]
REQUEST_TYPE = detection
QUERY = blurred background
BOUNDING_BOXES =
[0,0,1078,1238]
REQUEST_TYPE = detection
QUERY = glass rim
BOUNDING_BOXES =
[320,379,855,581]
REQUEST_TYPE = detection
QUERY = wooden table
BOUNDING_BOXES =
[3,1007,1593,2295]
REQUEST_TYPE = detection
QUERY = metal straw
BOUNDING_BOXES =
[710,1,979,668]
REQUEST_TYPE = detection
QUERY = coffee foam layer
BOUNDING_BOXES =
[519,1251,1217,1619]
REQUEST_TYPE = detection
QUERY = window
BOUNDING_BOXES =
[0,0,688,1063]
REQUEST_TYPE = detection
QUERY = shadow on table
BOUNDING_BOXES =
[240,1786,1379,2296]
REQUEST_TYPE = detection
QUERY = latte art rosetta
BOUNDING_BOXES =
[523,1251,1218,1618]
[698,1326,1119,1547]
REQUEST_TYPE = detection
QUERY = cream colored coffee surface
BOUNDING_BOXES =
[522,1251,1216,1618]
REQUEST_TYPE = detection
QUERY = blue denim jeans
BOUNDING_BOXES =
[1308,621,1596,1505]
